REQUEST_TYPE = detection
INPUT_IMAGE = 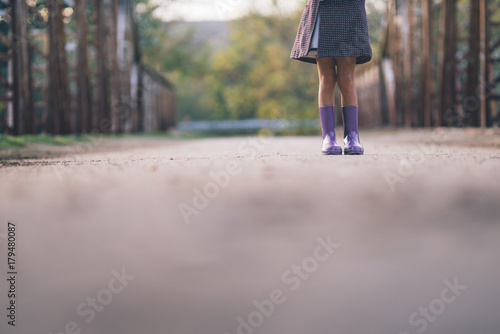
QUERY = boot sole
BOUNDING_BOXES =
[322,150,342,156]
[344,148,364,155]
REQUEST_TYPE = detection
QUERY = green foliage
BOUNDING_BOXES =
[0,135,26,149]
[0,134,81,149]
[134,0,215,121]
[22,134,80,145]
[207,12,318,121]
[366,1,384,57]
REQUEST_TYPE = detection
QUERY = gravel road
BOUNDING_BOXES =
[0,128,499,334]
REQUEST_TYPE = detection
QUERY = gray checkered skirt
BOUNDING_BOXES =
[290,0,372,65]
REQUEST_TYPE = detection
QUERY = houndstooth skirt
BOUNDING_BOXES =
[290,0,372,65]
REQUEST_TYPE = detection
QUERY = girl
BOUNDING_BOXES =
[291,0,372,155]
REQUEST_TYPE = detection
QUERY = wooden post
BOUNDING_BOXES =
[489,62,497,128]
[403,0,414,127]
[379,0,397,127]
[93,0,111,133]
[421,0,432,127]
[382,59,397,126]
[479,0,487,128]
[440,0,457,127]
[110,0,122,133]
[75,0,93,133]
[466,0,480,127]
[136,64,144,132]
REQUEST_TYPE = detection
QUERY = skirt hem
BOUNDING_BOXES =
[291,54,373,65]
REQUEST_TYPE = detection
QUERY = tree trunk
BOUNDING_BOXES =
[10,0,35,135]
[403,0,414,127]
[421,0,432,127]
[9,0,20,135]
[465,0,480,127]
[47,0,71,135]
[440,0,457,127]
[110,0,122,133]
[93,0,111,133]
[479,0,488,127]
[75,0,93,133]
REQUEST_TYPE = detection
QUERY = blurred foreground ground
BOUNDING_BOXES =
[0,128,500,334]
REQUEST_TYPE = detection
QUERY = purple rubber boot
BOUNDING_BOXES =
[319,105,342,155]
[342,106,364,155]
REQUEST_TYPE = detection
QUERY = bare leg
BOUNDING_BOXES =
[317,57,337,106]
[316,57,342,155]
[336,57,358,106]
[336,57,364,155]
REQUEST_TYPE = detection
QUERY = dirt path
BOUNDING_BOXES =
[1,129,499,334]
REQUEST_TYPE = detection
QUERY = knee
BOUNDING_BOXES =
[319,75,336,92]
[337,73,355,92]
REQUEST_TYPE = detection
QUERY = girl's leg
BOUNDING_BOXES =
[317,57,337,106]
[336,57,357,106]
[336,57,364,155]
[316,57,342,155]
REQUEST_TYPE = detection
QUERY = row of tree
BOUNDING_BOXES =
[357,0,500,128]
[3,0,496,133]
[0,0,175,136]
